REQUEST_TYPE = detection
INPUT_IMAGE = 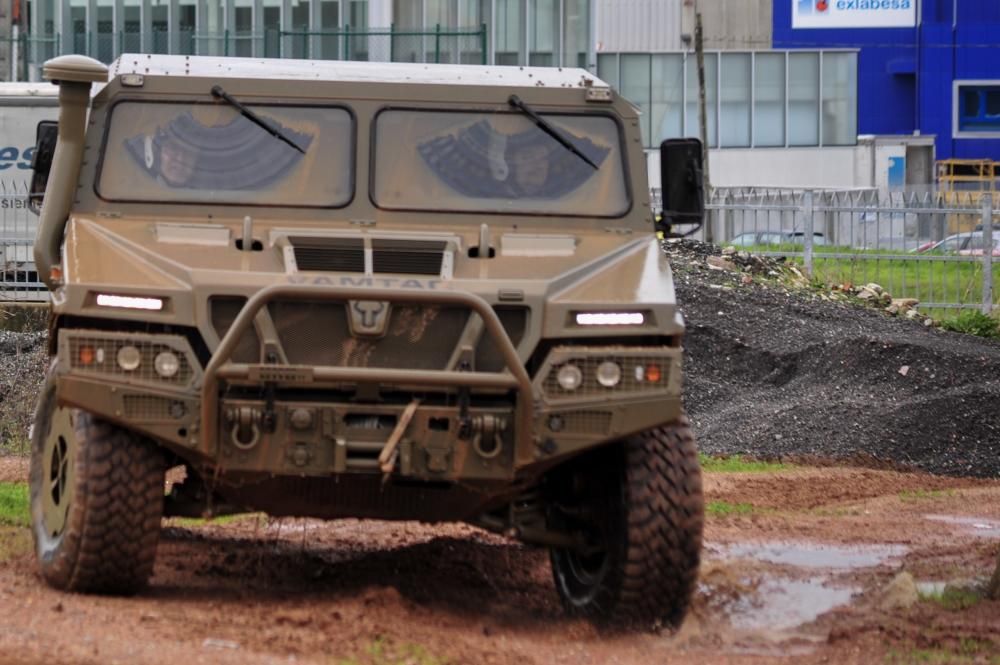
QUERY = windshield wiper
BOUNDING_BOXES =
[507,94,598,170]
[211,85,306,155]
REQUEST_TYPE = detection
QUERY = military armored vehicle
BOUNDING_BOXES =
[28,53,705,627]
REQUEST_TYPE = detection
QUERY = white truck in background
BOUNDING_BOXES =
[0,83,60,297]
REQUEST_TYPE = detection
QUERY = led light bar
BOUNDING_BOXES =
[96,294,164,311]
[575,312,644,326]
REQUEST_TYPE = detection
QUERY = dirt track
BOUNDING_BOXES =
[1,456,998,665]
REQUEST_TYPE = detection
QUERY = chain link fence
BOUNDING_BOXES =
[659,187,1000,316]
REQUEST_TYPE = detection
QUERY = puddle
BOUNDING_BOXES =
[715,541,907,570]
[924,514,1000,538]
[729,578,858,631]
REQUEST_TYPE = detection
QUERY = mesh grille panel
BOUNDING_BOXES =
[210,296,261,363]
[291,236,365,272]
[544,355,670,397]
[269,302,469,370]
[554,410,612,434]
[123,395,182,421]
[372,238,446,276]
[68,337,193,385]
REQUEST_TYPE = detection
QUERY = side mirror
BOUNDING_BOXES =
[656,138,705,238]
[29,120,59,215]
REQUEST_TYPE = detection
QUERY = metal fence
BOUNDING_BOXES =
[685,187,1000,316]
[2,24,488,80]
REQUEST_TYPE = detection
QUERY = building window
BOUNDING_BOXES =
[956,82,1000,135]
[597,49,858,149]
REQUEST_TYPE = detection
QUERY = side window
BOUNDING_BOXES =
[956,83,1000,134]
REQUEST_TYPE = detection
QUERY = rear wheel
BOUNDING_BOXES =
[29,367,165,594]
[549,417,704,628]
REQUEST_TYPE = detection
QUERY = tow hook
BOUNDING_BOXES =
[225,406,262,450]
[470,414,508,459]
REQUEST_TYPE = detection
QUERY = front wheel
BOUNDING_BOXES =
[29,367,165,594]
[549,417,704,628]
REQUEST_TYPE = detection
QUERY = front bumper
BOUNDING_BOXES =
[55,284,684,482]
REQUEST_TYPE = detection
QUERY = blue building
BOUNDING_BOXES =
[774,0,1000,161]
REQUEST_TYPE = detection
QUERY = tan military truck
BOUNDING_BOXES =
[28,53,705,627]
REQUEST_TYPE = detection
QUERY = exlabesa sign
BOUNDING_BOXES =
[792,0,915,29]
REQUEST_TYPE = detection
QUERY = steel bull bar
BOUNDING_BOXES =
[199,285,536,466]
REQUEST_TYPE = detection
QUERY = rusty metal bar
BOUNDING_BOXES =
[200,284,534,461]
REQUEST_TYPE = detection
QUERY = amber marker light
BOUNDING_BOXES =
[645,364,662,383]
[79,346,96,365]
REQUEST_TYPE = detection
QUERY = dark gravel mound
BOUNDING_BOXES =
[0,330,47,455]
[666,239,1000,478]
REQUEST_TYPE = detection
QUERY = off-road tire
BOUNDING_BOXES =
[29,367,164,594]
[549,417,704,628]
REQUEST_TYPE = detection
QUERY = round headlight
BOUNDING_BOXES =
[116,345,141,371]
[556,364,583,391]
[596,361,622,388]
[154,351,180,378]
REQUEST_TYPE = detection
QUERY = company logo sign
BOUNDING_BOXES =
[793,0,915,29]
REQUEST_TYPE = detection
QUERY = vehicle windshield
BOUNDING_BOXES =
[97,102,352,206]
[373,110,629,216]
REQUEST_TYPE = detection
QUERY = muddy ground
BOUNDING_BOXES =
[1,456,998,664]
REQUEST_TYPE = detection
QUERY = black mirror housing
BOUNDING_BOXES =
[29,120,59,215]
[656,138,705,238]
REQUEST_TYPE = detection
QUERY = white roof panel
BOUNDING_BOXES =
[111,54,609,90]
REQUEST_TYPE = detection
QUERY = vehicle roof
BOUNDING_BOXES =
[111,54,610,91]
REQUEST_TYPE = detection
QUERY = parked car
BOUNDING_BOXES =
[729,231,828,247]
[914,232,1000,256]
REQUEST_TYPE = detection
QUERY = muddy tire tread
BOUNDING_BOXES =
[616,416,704,627]
[31,399,163,595]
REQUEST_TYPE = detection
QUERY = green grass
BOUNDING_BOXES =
[706,501,755,516]
[336,636,447,665]
[899,489,956,502]
[918,585,983,611]
[0,482,29,528]
[885,640,1000,665]
[940,310,1000,338]
[740,243,1000,318]
[699,454,790,473]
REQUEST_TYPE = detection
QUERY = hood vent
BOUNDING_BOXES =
[290,236,365,273]
[288,236,448,277]
[372,238,446,276]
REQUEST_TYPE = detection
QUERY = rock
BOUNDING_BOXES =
[721,246,737,256]
[857,288,878,301]
[706,256,738,272]
[898,365,910,377]
[893,298,920,310]
[924,318,934,327]
[864,282,885,295]
[878,571,919,611]
[740,274,753,286]
[905,309,921,320]
[885,304,900,315]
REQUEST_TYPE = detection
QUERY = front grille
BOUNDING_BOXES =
[372,238,446,276]
[209,298,471,371]
[291,236,364,273]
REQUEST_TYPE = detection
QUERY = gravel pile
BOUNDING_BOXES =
[666,239,1000,478]
[0,330,47,454]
